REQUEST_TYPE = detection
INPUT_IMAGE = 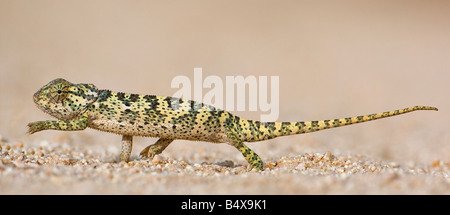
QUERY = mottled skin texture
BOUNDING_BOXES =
[28,78,438,170]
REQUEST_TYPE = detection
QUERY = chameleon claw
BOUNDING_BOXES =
[26,121,41,135]
[139,146,156,159]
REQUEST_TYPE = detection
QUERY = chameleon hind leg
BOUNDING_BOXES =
[227,131,264,170]
[140,138,174,159]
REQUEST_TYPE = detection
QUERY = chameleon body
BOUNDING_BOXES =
[28,78,438,170]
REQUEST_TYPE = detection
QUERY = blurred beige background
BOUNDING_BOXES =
[0,0,449,166]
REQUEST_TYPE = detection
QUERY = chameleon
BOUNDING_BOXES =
[27,78,438,170]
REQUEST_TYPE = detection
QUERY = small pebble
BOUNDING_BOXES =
[216,160,234,167]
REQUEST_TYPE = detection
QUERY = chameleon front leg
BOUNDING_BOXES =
[27,114,88,135]
[120,135,133,162]
[139,138,174,159]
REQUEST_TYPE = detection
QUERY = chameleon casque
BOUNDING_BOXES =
[28,78,438,170]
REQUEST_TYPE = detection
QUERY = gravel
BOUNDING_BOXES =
[0,137,449,194]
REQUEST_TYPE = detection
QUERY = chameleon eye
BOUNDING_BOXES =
[57,90,62,94]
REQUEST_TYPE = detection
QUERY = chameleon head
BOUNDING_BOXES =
[33,78,99,120]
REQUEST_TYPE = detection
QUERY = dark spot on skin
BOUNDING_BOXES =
[117,92,126,100]
[128,94,140,102]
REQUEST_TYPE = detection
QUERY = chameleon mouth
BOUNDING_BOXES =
[33,89,42,104]
[32,89,58,119]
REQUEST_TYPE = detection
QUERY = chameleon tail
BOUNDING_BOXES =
[240,106,437,142]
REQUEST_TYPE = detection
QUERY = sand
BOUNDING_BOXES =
[1,136,449,194]
[1,1,449,195]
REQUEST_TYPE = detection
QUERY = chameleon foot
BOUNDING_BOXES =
[139,138,174,159]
